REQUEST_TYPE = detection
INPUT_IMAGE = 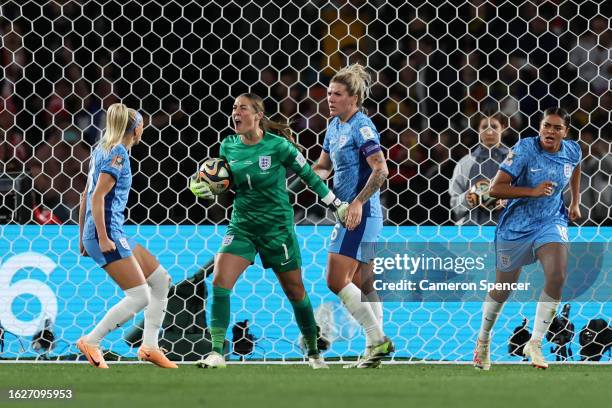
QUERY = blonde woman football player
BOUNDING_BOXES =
[78,103,176,369]
[311,64,393,368]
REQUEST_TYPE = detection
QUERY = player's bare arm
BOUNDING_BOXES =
[345,151,388,230]
[91,173,117,253]
[569,163,582,221]
[311,151,333,180]
[78,186,88,256]
[489,170,554,199]
[355,151,388,204]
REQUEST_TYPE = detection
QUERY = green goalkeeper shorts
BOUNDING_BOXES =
[218,224,302,273]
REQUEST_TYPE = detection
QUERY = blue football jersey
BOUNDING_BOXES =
[322,111,383,218]
[83,144,132,239]
[496,136,581,239]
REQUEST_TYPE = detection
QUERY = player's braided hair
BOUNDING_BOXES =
[99,103,138,152]
[240,93,304,152]
[330,63,372,111]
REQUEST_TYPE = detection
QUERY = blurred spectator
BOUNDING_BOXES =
[2,1,609,227]
[0,131,29,174]
[28,119,89,224]
[570,16,610,96]
[319,0,371,75]
[0,131,31,224]
[577,131,612,225]
[0,19,24,133]
[387,129,419,190]
[449,113,509,226]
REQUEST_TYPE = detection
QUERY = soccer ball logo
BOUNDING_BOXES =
[197,158,232,194]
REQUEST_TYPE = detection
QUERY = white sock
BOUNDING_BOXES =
[531,291,560,343]
[142,265,171,348]
[478,293,504,342]
[338,283,384,346]
[365,291,383,347]
[85,283,150,345]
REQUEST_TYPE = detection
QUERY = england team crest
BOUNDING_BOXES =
[259,155,271,170]
[500,254,510,267]
[564,163,572,178]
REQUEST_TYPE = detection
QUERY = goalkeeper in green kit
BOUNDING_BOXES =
[190,93,348,369]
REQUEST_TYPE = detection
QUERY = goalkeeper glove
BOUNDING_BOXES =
[321,192,349,226]
[189,177,214,200]
[330,198,349,226]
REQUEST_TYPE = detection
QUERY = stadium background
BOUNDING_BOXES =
[0,0,610,363]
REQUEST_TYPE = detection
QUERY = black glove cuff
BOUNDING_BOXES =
[329,198,342,210]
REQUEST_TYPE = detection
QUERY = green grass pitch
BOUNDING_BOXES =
[1,363,610,408]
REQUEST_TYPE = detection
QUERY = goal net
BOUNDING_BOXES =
[1,0,610,363]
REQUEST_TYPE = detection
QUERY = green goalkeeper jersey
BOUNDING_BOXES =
[219,132,330,234]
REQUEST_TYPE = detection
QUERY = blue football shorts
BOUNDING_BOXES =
[328,217,383,263]
[495,223,569,272]
[83,232,137,268]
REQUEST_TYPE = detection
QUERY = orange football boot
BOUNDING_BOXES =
[77,337,109,369]
[138,346,178,368]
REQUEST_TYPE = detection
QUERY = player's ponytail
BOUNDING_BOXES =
[240,93,304,152]
[99,103,138,152]
[331,63,372,111]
